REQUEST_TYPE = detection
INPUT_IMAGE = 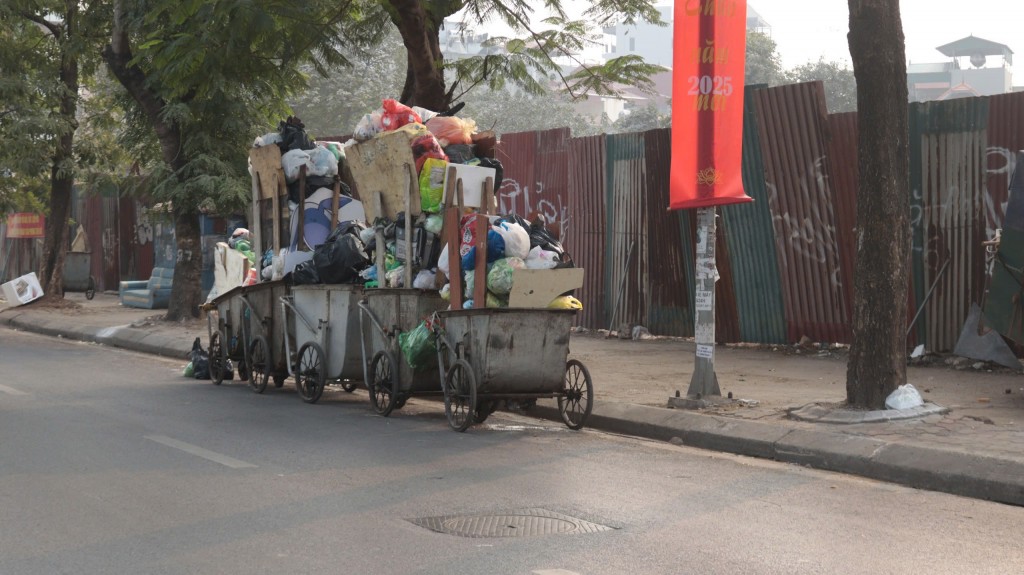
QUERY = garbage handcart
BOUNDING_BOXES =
[62,251,96,299]
[429,164,593,432]
[279,284,365,403]
[431,308,592,432]
[357,288,447,416]
[207,280,291,392]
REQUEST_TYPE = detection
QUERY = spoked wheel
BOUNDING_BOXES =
[209,330,226,385]
[443,359,477,432]
[295,342,326,404]
[85,276,96,300]
[273,374,286,388]
[369,350,399,416]
[558,359,593,430]
[393,396,408,410]
[248,335,270,394]
[341,381,358,393]
[473,400,497,424]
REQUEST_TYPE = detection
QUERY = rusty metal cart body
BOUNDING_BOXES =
[207,280,291,391]
[431,308,593,432]
[357,288,447,416]
[62,251,96,299]
[279,283,365,403]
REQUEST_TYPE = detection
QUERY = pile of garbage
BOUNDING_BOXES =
[243,100,581,311]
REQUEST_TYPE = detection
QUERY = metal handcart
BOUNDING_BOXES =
[62,251,96,299]
[279,284,365,403]
[357,288,447,416]
[431,308,593,432]
[206,280,291,391]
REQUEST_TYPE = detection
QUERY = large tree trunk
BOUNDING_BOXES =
[105,0,203,320]
[845,0,910,408]
[37,1,79,299]
[389,0,448,110]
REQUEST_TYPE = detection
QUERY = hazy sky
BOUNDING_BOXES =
[745,1,1021,78]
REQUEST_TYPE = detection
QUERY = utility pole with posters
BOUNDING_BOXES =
[668,0,753,401]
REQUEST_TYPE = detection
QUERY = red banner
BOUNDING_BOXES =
[5,213,45,239]
[669,0,752,210]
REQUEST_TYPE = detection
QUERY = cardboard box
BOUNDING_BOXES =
[1,272,44,307]
[442,163,497,209]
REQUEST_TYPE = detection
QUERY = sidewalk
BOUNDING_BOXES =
[2,292,1023,506]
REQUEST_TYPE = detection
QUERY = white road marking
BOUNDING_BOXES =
[0,383,29,396]
[145,435,257,469]
[533,570,582,575]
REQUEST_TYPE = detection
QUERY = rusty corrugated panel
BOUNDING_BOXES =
[496,128,570,236]
[567,134,607,329]
[752,81,849,343]
[604,133,649,333]
[642,128,693,337]
[912,97,989,351]
[826,111,859,321]
[719,87,787,344]
[986,92,1024,234]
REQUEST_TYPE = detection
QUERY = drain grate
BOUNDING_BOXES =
[409,508,614,538]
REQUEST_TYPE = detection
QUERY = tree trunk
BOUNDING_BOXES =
[105,0,202,320]
[389,0,448,110]
[845,0,910,408]
[37,1,80,299]
[166,210,203,321]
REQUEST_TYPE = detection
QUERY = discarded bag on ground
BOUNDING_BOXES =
[190,337,211,380]
[885,383,924,410]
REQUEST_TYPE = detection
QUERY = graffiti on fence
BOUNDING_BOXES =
[135,206,154,246]
[496,178,569,236]
[766,155,843,289]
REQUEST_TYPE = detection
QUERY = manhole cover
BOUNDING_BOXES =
[410,508,613,538]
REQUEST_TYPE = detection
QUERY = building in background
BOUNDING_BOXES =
[907,35,1016,101]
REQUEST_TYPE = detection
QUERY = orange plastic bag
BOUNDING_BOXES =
[381,99,422,131]
[426,116,476,146]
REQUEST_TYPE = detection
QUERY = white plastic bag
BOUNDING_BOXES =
[525,246,560,269]
[281,149,314,183]
[493,221,531,259]
[308,145,339,177]
[885,383,924,410]
[413,269,437,290]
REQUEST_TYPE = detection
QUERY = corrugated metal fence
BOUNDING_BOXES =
[497,83,1024,350]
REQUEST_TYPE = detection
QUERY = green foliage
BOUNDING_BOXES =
[745,31,785,87]
[786,58,858,113]
[610,103,670,134]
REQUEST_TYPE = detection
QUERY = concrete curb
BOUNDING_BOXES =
[531,402,1024,507]
[5,311,1024,507]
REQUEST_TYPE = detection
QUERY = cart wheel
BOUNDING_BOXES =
[85,276,96,300]
[248,335,270,394]
[473,400,497,424]
[236,358,249,382]
[443,359,477,432]
[295,342,326,404]
[393,396,408,410]
[369,350,399,416]
[559,359,593,430]
[273,374,286,388]
[341,381,358,393]
[209,331,226,385]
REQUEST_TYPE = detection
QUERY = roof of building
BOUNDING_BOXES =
[937,35,1013,64]
[908,62,957,74]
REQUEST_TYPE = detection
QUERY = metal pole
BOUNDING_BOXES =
[686,207,721,398]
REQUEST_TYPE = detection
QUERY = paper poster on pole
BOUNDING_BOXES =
[696,344,714,359]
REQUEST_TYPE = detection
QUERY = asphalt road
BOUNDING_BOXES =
[2,329,1022,575]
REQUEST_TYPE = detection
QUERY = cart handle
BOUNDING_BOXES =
[279,296,318,335]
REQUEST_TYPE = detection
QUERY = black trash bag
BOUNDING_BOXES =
[277,116,315,153]
[503,213,564,256]
[478,157,504,193]
[287,175,340,204]
[221,359,235,381]
[289,259,321,285]
[313,222,370,284]
[190,337,211,380]
[444,144,475,164]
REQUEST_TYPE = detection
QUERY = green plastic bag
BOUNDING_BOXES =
[398,319,438,371]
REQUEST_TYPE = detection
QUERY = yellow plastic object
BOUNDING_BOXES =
[547,295,583,310]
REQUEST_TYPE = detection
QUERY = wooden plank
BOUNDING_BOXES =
[508,268,585,309]
[444,166,462,309]
[250,146,284,201]
[345,130,419,223]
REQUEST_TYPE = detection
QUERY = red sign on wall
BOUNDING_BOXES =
[5,213,45,239]
[669,0,753,210]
